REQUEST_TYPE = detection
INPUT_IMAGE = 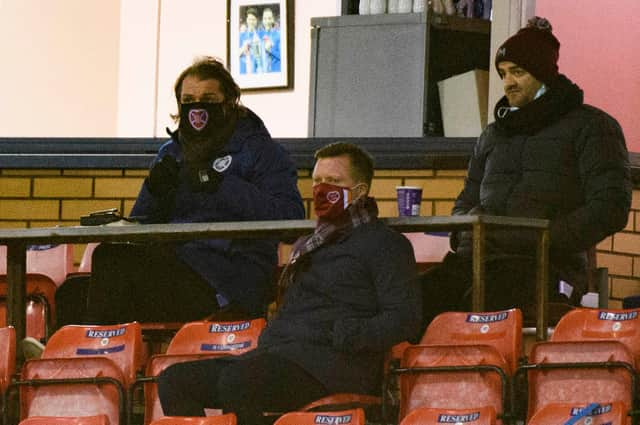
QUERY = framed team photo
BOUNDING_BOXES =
[227,0,294,91]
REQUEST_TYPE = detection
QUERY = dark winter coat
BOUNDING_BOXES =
[258,219,422,394]
[130,109,304,314]
[453,75,631,296]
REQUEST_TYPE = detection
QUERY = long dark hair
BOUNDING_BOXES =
[171,56,244,123]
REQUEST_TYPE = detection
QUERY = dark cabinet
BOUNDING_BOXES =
[308,12,490,137]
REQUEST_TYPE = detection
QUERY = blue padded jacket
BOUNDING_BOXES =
[130,109,304,314]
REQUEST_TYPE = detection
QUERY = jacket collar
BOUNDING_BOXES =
[494,74,584,136]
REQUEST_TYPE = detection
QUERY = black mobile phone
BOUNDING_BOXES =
[80,208,121,226]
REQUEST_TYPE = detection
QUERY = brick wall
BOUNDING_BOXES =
[597,188,640,307]
[1,168,639,306]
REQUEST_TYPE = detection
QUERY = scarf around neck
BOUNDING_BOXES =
[494,74,583,136]
[275,196,379,302]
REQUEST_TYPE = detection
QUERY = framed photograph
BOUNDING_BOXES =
[227,0,294,91]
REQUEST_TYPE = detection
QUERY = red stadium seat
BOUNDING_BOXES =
[25,244,74,287]
[0,274,57,341]
[0,325,16,420]
[164,318,265,356]
[523,340,636,424]
[0,244,75,285]
[399,406,497,425]
[552,307,640,366]
[527,401,627,425]
[396,344,508,424]
[0,244,73,340]
[0,326,16,395]
[421,309,522,375]
[149,415,237,425]
[12,322,143,425]
[142,319,266,425]
[273,409,365,425]
[41,322,144,387]
[19,357,126,425]
[19,414,110,425]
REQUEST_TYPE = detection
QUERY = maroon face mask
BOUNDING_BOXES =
[313,182,352,220]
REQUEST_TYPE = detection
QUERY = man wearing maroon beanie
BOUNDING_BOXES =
[421,17,631,326]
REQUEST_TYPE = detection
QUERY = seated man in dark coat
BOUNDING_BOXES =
[421,17,631,326]
[53,56,304,329]
[158,142,422,425]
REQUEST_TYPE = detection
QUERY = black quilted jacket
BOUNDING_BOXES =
[453,74,631,295]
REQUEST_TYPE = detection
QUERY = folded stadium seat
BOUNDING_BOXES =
[273,408,365,425]
[0,326,16,421]
[552,307,640,366]
[399,406,497,425]
[10,322,144,425]
[149,414,237,425]
[0,326,16,395]
[0,275,57,341]
[394,344,509,424]
[142,318,266,425]
[521,340,636,424]
[527,401,627,425]
[0,244,74,341]
[421,309,523,375]
[18,415,110,425]
[24,244,75,287]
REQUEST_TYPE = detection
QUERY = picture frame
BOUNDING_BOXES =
[227,0,294,91]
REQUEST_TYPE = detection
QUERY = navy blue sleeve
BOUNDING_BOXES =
[129,144,176,223]
[213,137,305,220]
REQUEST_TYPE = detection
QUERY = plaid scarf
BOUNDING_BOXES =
[275,196,379,304]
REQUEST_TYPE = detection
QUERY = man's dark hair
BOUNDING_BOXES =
[246,7,259,19]
[314,142,374,187]
[172,56,242,122]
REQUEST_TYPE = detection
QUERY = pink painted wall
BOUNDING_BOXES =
[536,0,640,153]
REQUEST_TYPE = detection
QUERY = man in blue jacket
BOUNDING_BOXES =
[84,56,304,323]
[158,142,422,424]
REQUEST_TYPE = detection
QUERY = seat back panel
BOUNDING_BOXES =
[19,414,111,425]
[166,319,266,355]
[399,345,507,421]
[0,326,16,394]
[421,309,522,375]
[552,308,640,366]
[43,322,143,386]
[21,357,125,425]
[527,340,635,421]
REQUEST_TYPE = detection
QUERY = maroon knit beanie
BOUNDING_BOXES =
[495,17,560,85]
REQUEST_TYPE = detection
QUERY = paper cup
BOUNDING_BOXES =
[396,186,423,217]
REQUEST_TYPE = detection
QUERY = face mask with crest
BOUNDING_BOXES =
[313,182,363,220]
[178,102,228,163]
